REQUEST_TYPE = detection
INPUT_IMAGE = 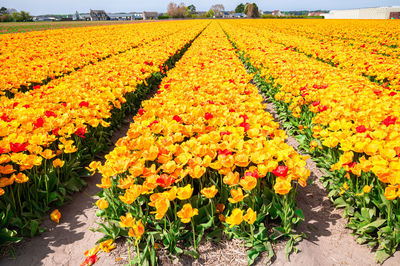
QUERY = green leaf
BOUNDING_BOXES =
[184,250,199,259]
[358,219,386,234]
[333,197,346,208]
[0,228,22,245]
[375,249,391,264]
[30,220,39,237]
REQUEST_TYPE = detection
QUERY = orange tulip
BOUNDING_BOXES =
[50,209,61,223]
[201,185,218,199]
[177,203,198,223]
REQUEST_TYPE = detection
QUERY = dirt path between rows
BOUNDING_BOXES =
[1,97,399,266]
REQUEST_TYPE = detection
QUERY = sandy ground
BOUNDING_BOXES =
[1,95,400,266]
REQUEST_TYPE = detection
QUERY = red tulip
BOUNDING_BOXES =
[10,142,28,153]
[79,101,89,107]
[173,115,182,122]
[356,125,366,133]
[156,174,175,188]
[204,112,213,120]
[33,117,44,129]
[75,127,86,138]
[382,116,397,127]
[272,165,289,177]
[44,111,57,118]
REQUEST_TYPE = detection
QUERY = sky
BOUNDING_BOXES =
[1,0,400,15]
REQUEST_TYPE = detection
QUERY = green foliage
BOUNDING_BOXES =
[12,11,32,22]
[206,9,215,18]
[235,4,245,13]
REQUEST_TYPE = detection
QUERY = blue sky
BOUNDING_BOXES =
[2,0,400,15]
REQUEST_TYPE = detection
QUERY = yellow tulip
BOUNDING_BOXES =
[177,203,198,223]
[96,199,109,210]
[243,208,257,225]
[225,208,244,228]
[53,158,65,168]
[228,187,248,204]
[176,184,193,200]
[201,185,218,199]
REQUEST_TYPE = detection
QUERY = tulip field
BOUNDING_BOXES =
[1,19,400,265]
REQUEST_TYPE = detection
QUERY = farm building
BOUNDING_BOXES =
[108,13,133,20]
[272,10,282,16]
[89,10,110,21]
[323,6,400,19]
[143,12,158,20]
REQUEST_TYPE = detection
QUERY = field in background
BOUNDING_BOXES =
[0,20,150,34]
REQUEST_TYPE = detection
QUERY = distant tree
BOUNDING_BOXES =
[0,7,7,15]
[187,4,196,14]
[246,3,259,18]
[12,11,32,22]
[211,4,224,17]
[206,9,215,18]
[167,2,178,17]
[235,3,245,13]
[167,2,187,18]
[7,8,17,14]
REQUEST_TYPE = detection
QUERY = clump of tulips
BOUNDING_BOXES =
[0,21,207,248]
[221,19,400,263]
[92,23,309,265]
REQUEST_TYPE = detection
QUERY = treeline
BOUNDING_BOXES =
[165,2,227,18]
[164,2,260,18]
[235,3,260,18]
[0,7,33,22]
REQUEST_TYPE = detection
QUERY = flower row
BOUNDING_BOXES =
[227,20,400,90]
[0,21,198,94]
[0,21,207,246]
[90,22,309,264]
[221,20,400,263]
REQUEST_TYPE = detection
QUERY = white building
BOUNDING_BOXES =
[324,6,400,19]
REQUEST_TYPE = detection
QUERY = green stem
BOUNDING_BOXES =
[210,199,214,225]
[128,242,132,265]
[284,194,289,231]
[136,241,141,265]
[191,219,197,251]
[250,224,254,245]
[388,200,392,227]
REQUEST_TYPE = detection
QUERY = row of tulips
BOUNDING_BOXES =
[0,20,194,95]
[220,20,400,263]
[89,22,310,265]
[226,20,400,90]
[0,21,207,247]
[252,19,400,57]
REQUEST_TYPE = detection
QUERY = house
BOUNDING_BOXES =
[143,11,158,20]
[272,10,282,16]
[308,12,323,16]
[222,11,230,18]
[194,11,207,17]
[89,10,110,21]
[108,13,133,20]
[131,12,143,20]
[230,13,246,18]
